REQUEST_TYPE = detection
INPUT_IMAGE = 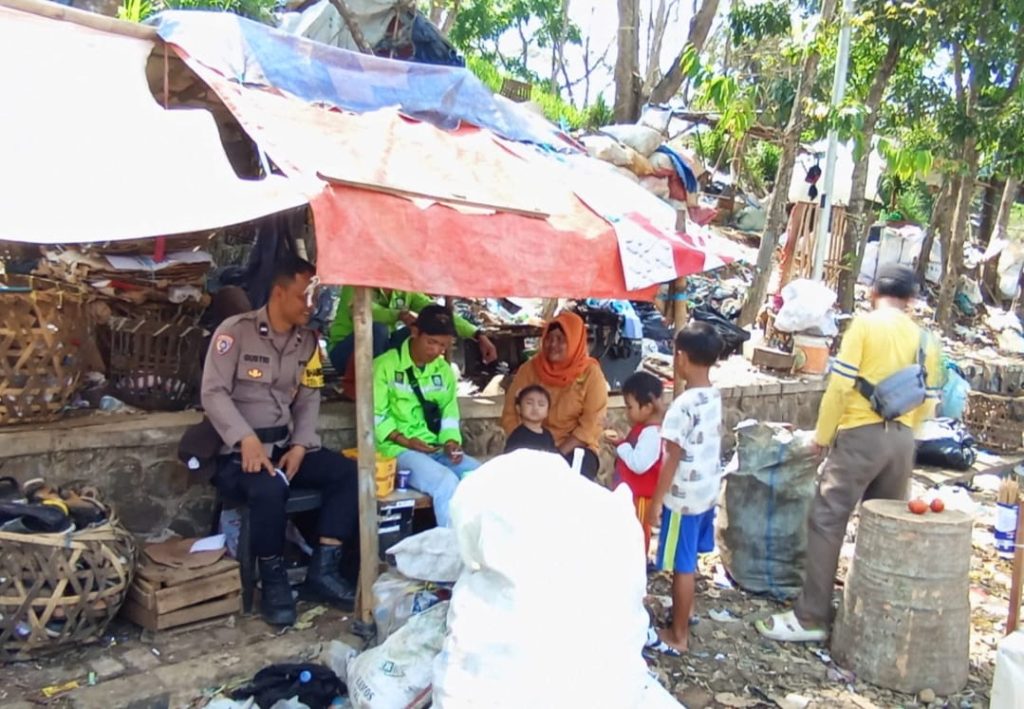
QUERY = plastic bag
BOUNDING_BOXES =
[387,528,462,583]
[774,279,838,334]
[939,360,971,420]
[915,418,976,471]
[372,571,451,641]
[349,602,448,709]
[716,423,818,599]
[581,135,630,166]
[690,305,750,358]
[599,124,664,157]
[992,630,1024,708]
[433,450,672,709]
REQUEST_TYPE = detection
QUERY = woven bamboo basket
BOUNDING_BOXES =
[964,391,1024,452]
[0,275,90,425]
[108,317,206,411]
[0,516,137,659]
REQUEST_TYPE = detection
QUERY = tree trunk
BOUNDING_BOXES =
[429,0,443,25]
[916,176,957,284]
[613,0,641,122]
[836,35,902,313]
[936,140,979,332]
[550,0,572,88]
[984,176,1021,301]
[739,0,839,326]
[978,179,1002,248]
[440,1,461,38]
[649,0,720,104]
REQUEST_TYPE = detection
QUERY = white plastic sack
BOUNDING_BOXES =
[774,279,837,334]
[639,176,670,199]
[349,602,448,709]
[581,135,631,166]
[433,450,676,709]
[992,630,1024,708]
[387,528,463,583]
[998,242,1024,300]
[599,124,664,157]
[638,106,673,135]
[322,640,359,684]
[372,571,450,640]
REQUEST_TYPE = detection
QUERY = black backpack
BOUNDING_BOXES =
[231,663,345,709]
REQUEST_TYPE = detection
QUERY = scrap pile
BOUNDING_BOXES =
[579,109,710,224]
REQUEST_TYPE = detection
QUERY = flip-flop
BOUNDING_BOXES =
[644,627,683,657]
[755,610,827,642]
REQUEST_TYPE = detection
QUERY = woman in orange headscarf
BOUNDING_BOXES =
[501,312,609,479]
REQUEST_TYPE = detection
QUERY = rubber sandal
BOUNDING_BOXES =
[644,627,683,657]
[755,610,827,642]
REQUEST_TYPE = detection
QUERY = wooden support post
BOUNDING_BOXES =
[1007,500,1024,635]
[672,277,688,395]
[353,287,379,623]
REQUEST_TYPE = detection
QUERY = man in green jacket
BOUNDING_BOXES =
[374,305,480,526]
[327,287,498,375]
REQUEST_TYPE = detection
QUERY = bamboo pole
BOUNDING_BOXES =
[353,287,379,623]
[1007,500,1024,635]
[672,278,688,395]
[0,0,158,39]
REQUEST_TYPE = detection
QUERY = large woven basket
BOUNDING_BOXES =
[964,391,1024,452]
[108,316,206,411]
[0,516,137,659]
[0,275,90,425]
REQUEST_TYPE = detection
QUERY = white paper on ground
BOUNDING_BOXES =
[189,534,226,554]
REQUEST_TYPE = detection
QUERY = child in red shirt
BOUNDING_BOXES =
[606,372,664,554]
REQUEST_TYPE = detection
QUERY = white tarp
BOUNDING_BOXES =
[279,0,399,51]
[0,6,305,243]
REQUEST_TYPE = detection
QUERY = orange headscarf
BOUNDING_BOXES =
[534,312,598,388]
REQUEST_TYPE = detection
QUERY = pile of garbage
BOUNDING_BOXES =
[579,109,708,222]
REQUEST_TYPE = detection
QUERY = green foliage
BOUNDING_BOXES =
[448,0,580,79]
[465,55,503,93]
[749,141,782,184]
[117,0,277,23]
[729,0,792,45]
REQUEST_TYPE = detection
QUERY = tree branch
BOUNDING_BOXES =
[329,0,373,54]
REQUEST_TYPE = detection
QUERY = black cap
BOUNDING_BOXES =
[416,304,457,336]
[874,263,919,300]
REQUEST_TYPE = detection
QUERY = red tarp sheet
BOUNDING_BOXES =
[173,48,725,298]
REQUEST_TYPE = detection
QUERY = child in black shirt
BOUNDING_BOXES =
[504,385,558,454]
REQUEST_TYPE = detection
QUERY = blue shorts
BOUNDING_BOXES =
[656,506,716,574]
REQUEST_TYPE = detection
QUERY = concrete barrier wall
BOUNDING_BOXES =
[0,381,826,537]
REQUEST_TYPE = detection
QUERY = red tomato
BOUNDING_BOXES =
[930,498,945,513]
[908,499,928,515]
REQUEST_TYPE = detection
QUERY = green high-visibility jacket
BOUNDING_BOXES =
[373,339,463,458]
[327,287,478,348]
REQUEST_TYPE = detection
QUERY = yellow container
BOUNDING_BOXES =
[342,448,397,498]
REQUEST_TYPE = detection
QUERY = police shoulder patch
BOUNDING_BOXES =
[301,347,325,389]
[214,334,234,356]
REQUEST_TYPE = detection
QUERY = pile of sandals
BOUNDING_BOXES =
[0,477,109,534]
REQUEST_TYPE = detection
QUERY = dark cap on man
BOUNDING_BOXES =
[416,304,457,336]
[874,263,919,300]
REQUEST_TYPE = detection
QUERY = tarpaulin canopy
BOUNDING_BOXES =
[0,5,305,244]
[163,53,724,298]
[153,10,570,149]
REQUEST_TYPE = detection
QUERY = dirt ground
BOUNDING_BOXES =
[0,468,1017,709]
[646,472,1016,709]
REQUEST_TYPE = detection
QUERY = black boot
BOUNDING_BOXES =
[258,556,297,626]
[303,545,356,611]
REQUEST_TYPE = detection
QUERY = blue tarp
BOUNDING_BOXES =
[152,11,573,149]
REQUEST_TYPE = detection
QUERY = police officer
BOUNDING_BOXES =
[201,258,358,626]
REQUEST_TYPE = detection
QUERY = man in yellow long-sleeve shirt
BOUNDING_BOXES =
[758,264,942,642]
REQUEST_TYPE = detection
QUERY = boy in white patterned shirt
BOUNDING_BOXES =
[648,322,724,654]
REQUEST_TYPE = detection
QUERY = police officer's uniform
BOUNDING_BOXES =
[201,306,359,563]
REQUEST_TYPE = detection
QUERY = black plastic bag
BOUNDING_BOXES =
[691,305,750,358]
[915,418,977,471]
[231,663,345,709]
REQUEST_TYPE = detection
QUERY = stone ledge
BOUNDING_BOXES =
[0,380,825,460]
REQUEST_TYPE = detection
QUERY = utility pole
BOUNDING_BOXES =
[811,0,854,281]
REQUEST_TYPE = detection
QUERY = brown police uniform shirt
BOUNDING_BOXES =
[201,306,324,455]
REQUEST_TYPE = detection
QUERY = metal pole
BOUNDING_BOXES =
[812,0,854,281]
[353,286,380,622]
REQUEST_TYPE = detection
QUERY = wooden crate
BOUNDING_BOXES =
[121,558,240,631]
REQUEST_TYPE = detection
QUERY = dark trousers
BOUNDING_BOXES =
[213,448,359,558]
[564,447,600,480]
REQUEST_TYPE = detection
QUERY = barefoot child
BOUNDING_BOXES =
[606,372,665,555]
[648,322,724,654]
[504,385,558,454]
